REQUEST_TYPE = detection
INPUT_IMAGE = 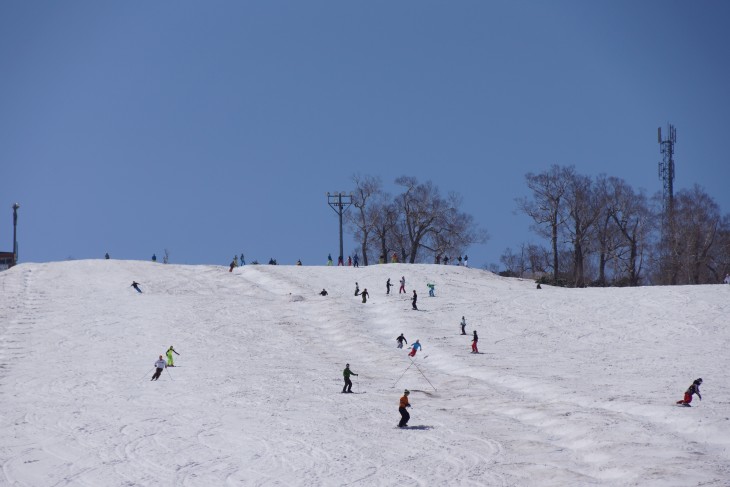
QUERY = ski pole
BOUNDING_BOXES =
[166,367,174,381]
[139,367,155,382]
[412,361,437,392]
[393,362,415,388]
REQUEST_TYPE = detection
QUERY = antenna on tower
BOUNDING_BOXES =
[658,123,676,215]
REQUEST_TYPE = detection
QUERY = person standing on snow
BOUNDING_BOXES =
[464,255,469,267]
[166,346,180,367]
[229,258,236,272]
[386,278,392,295]
[460,316,467,335]
[676,378,703,406]
[361,288,369,303]
[354,282,360,296]
[342,363,358,393]
[427,283,435,297]
[399,276,406,294]
[327,254,333,266]
[353,254,359,268]
[338,255,344,266]
[347,256,352,266]
[398,390,411,427]
[151,355,166,381]
[409,339,421,357]
[471,331,479,354]
[131,281,142,293]
[411,289,418,310]
[396,333,408,349]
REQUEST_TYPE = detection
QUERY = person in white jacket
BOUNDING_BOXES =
[151,355,166,381]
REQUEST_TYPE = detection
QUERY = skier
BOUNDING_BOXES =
[412,289,418,310]
[320,289,328,296]
[676,378,703,406]
[386,278,392,295]
[427,283,435,297]
[338,255,344,266]
[229,259,236,272]
[354,282,360,296]
[131,281,142,293]
[327,254,333,266]
[399,276,406,294]
[391,252,398,263]
[398,389,411,427]
[443,256,449,265]
[152,254,157,262]
[409,339,421,357]
[361,288,369,303]
[457,255,463,266]
[296,259,302,266]
[460,316,467,335]
[233,255,239,267]
[435,254,441,265]
[396,333,408,349]
[342,363,358,393]
[464,255,469,267]
[353,253,359,268]
[240,253,245,265]
[471,331,479,354]
[151,355,166,381]
[105,252,110,259]
[347,256,352,266]
[166,346,180,367]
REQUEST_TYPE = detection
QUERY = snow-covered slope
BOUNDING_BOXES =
[1,261,728,486]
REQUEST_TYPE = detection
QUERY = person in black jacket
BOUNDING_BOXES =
[676,378,702,406]
[361,288,369,303]
[471,330,479,353]
[386,278,392,295]
[342,363,358,393]
[396,333,408,349]
[411,289,418,310]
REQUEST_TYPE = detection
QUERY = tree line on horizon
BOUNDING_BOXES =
[504,164,730,287]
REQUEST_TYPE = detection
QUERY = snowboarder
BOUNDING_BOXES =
[396,333,408,349]
[166,346,180,366]
[342,363,358,393]
[386,278,392,295]
[327,254,333,266]
[677,378,703,406]
[398,390,411,427]
[296,259,302,266]
[131,281,142,293]
[427,283,435,297]
[353,253,359,268]
[354,282,360,296]
[471,331,479,353]
[399,276,406,294]
[361,288,369,303]
[319,289,328,296]
[409,339,421,357]
[412,289,418,310]
[460,316,467,335]
[151,355,166,381]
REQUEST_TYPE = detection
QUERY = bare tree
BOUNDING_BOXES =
[346,174,383,267]
[517,165,572,284]
[560,170,601,287]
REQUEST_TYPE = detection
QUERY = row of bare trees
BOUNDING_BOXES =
[507,165,730,287]
[347,175,488,265]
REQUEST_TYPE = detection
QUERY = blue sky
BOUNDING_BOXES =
[2,1,729,268]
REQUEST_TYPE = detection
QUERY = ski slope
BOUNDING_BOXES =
[1,260,729,486]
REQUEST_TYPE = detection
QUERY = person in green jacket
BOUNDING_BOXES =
[342,363,358,393]
[166,346,180,367]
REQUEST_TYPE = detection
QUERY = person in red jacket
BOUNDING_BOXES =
[471,330,479,353]
[398,390,411,427]
[676,378,702,406]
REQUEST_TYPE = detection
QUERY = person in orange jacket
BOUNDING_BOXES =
[398,390,411,427]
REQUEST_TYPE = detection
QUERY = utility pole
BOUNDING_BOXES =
[327,192,352,264]
[658,125,677,284]
[12,203,20,266]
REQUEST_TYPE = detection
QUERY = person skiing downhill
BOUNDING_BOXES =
[396,333,408,349]
[131,281,142,293]
[460,316,467,335]
[342,363,358,393]
[398,390,411,427]
[354,282,360,296]
[399,276,406,294]
[677,378,703,406]
[471,331,479,353]
[409,340,421,357]
[427,283,435,297]
[166,346,180,367]
[151,355,166,381]
[411,289,418,310]
[386,278,392,295]
[361,288,369,303]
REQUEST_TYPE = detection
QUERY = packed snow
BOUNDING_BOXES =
[1,260,729,486]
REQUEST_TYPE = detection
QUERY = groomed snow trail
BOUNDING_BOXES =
[1,261,728,486]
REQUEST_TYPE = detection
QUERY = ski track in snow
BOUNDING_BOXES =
[1,261,729,486]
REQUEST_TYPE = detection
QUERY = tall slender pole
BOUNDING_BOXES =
[12,203,19,266]
[327,192,352,263]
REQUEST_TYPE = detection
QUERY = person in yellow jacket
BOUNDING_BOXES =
[398,390,411,428]
[166,346,180,367]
